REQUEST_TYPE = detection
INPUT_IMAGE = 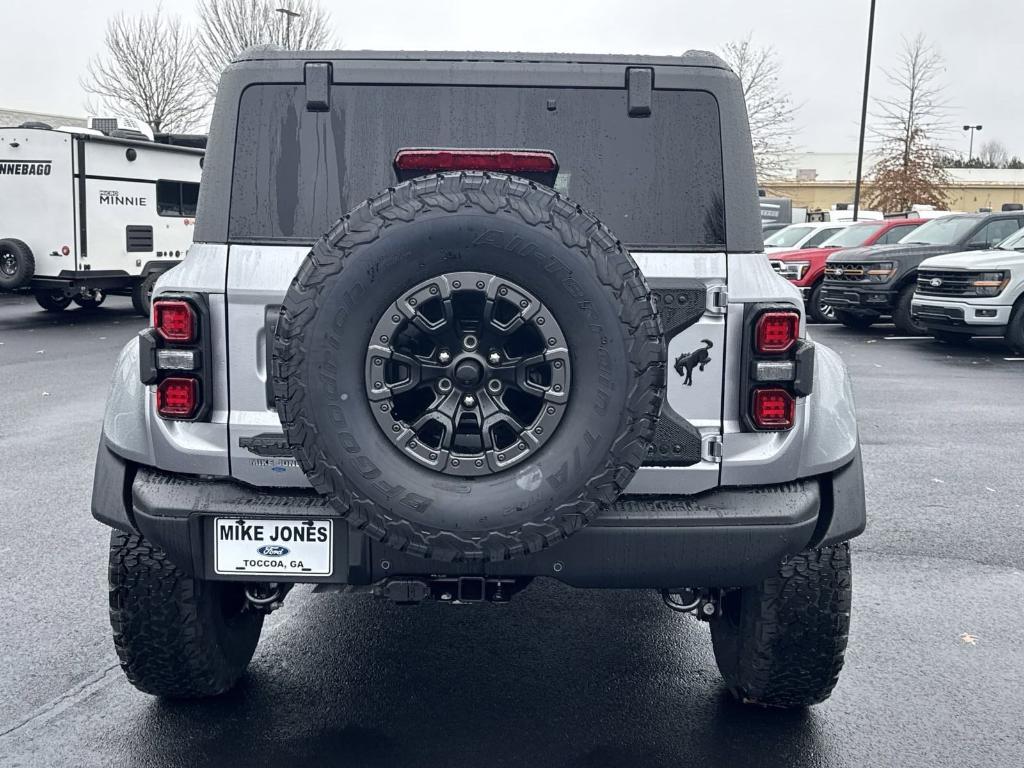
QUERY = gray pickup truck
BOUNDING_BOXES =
[92,49,865,709]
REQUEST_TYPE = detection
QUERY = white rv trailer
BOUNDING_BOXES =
[0,122,203,314]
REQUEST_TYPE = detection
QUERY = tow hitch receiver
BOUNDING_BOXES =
[374,576,530,604]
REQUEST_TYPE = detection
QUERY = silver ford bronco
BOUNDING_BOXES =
[92,50,865,708]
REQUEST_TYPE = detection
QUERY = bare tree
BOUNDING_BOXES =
[196,0,336,95]
[867,34,951,212]
[977,139,1009,168]
[81,8,205,133]
[720,35,799,182]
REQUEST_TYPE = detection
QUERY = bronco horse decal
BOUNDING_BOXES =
[674,339,713,386]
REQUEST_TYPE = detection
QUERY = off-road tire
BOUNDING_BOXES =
[893,284,926,335]
[73,290,106,310]
[132,272,159,317]
[710,543,852,709]
[0,238,35,290]
[807,281,836,323]
[34,290,71,312]
[108,530,264,698]
[835,309,875,330]
[274,172,664,562]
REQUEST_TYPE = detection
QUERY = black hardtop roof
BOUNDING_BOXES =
[233,47,729,69]
[195,46,762,250]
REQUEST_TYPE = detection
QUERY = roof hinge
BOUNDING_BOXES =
[626,67,653,117]
[304,62,332,112]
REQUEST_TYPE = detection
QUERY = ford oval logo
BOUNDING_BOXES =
[929,277,943,287]
[257,545,289,557]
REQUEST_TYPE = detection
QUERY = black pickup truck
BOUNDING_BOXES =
[821,212,1024,332]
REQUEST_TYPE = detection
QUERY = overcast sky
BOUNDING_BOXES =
[0,0,1019,156]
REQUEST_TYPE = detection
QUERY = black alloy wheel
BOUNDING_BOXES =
[366,271,570,477]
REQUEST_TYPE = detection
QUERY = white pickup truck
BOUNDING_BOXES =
[912,225,1024,352]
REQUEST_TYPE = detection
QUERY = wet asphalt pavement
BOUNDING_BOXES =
[0,292,1022,768]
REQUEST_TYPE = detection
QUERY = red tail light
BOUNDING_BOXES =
[751,388,795,429]
[153,299,196,343]
[157,377,199,419]
[755,311,800,353]
[394,149,558,175]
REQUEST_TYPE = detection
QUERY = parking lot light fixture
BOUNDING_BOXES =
[963,125,983,161]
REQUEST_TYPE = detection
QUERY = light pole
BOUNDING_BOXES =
[852,0,877,222]
[963,124,983,162]
[276,6,301,49]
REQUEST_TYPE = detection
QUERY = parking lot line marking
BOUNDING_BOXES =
[883,336,930,340]
[1003,357,1024,361]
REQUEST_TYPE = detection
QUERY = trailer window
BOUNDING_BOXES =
[157,181,201,218]
[229,84,727,249]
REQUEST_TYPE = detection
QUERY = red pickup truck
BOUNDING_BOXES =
[769,219,922,321]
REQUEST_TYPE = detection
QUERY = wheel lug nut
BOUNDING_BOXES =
[488,352,501,365]
[438,350,451,364]
[463,395,476,408]
[438,378,452,393]
[487,379,501,393]
[463,334,478,351]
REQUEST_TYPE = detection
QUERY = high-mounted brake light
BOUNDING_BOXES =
[156,377,199,419]
[751,388,795,430]
[755,311,800,354]
[153,299,196,343]
[394,149,559,175]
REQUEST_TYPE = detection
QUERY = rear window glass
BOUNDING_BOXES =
[229,84,725,249]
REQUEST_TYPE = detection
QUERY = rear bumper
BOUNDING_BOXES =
[92,442,866,589]
[820,284,896,312]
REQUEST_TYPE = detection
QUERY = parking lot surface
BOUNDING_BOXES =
[1,293,1021,768]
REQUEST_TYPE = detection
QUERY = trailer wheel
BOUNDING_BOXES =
[0,238,35,290]
[35,290,72,312]
[73,289,106,310]
[132,273,159,317]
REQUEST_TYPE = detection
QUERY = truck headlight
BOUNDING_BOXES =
[866,261,896,283]
[775,261,810,281]
[971,271,1008,296]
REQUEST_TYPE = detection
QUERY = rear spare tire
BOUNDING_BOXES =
[0,238,35,290]
[273,172,664,562]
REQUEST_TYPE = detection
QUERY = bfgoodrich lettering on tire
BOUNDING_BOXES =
[273,172,665,562]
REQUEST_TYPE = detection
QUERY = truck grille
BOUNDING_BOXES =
[917,269,982,297]
[823,263,866,282]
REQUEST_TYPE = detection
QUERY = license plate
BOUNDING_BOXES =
[214,518,333,576]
